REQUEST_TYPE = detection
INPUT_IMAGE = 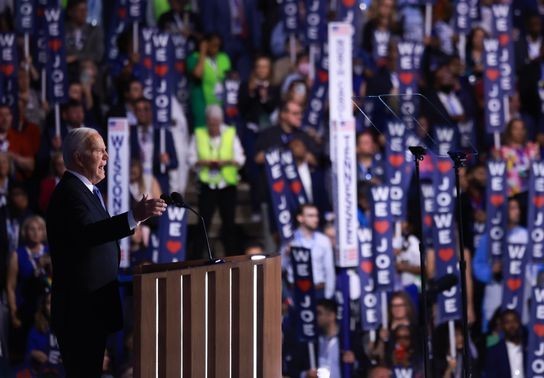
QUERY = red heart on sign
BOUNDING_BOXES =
[374,220,389,234]
[499,34,510,46]
[37,7,44,17]
[438,248,454,262]
[166,240,182,254]
[361,261,373,273]
[437,160,452,173]
[343,0,356,6]
[297,279,312,293]
[399,72,414,86]
[389,154,404,167]
[48,39,62,52]
[291,180,302,194]
[175,61,185,73]
[534,195,544,208]
[424,214,432,227]
[490,194,504,207]
[2,64,13,76]
[534,324,544,338]
[318,70,328,83]
[155,64,169,76]
[225,107,238,118]
[486,68,500,81]
[143,57,153,69]
[272,180,284,193]
[118,7,126,18]
[507,278,522,291]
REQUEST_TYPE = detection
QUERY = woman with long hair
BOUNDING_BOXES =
[6,215,50,363]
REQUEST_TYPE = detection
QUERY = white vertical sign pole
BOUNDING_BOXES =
[328,22,358,267]
[108,118,131,268]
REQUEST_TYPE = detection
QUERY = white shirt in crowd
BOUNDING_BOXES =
[506,341,524,378]
[187,124,246,190]
[285,229,336,299]
[168,96,190,194]
[395,234,421,289]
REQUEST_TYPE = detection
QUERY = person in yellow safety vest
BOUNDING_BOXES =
[188,104,246,257]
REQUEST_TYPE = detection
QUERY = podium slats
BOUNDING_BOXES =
[232,263,255,378]
[134,255,281,378]
[262,259,282,378]
[188,269,206,377]
[134,274,157,377]
[208,268,231,376]
[165,271,182,377]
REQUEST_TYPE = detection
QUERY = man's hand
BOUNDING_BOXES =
[51,135,62,150]
[160,152,170,165]
[132,195,167,222]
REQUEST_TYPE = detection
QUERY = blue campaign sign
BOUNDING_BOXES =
[528,161,544,263]
[486,159,508,259]
[15,0,35,34]
[290,246,318,343]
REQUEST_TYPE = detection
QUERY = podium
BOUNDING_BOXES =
[133,255,282,377]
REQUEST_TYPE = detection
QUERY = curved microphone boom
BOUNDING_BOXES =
[162,192,223,264]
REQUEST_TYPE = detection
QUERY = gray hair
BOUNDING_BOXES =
[63,127,99,169]
[205,104,224,122]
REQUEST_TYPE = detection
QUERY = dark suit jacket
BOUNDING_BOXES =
[484,339,525,378]
[199,0,261,50]
[46,172,134,334]
[129,126,179,192]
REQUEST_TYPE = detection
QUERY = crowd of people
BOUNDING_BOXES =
[0,0,543,376]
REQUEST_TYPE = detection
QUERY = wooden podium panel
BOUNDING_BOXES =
[133,255,282,377]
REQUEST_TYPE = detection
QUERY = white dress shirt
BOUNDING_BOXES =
[506,341,524,378]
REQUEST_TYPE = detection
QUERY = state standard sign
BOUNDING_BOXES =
[328,22,358,267]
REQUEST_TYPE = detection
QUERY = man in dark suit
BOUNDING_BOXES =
[46,127,167,376]
[484,309,526,378]
[130,97,178,193]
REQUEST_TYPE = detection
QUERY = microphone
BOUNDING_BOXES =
[162,192,224,264]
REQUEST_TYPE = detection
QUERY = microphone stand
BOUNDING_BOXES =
[408,146,431,378]
[182,203,224,265]
[448,151,471,378]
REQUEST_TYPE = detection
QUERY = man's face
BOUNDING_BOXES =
[70,2,88,25]
[502,312,521,341]
[508,200,520,225]
[289,139,307,160]
[64,106,85,127]
[316,305,335,330]
[76,133,108,185]
[255,58,271,80]
[127,82,143,103]
[207,37,221,56]
[280,102,303,129]
[0,107,13,132]
[356,133,375,156]
[297,206,319,231]
[206,115,221,136]
[134,101,153,125]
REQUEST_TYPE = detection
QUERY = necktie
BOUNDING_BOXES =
[92,186,106,210]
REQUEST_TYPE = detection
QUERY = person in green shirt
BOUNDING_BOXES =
[187,33,232,128]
